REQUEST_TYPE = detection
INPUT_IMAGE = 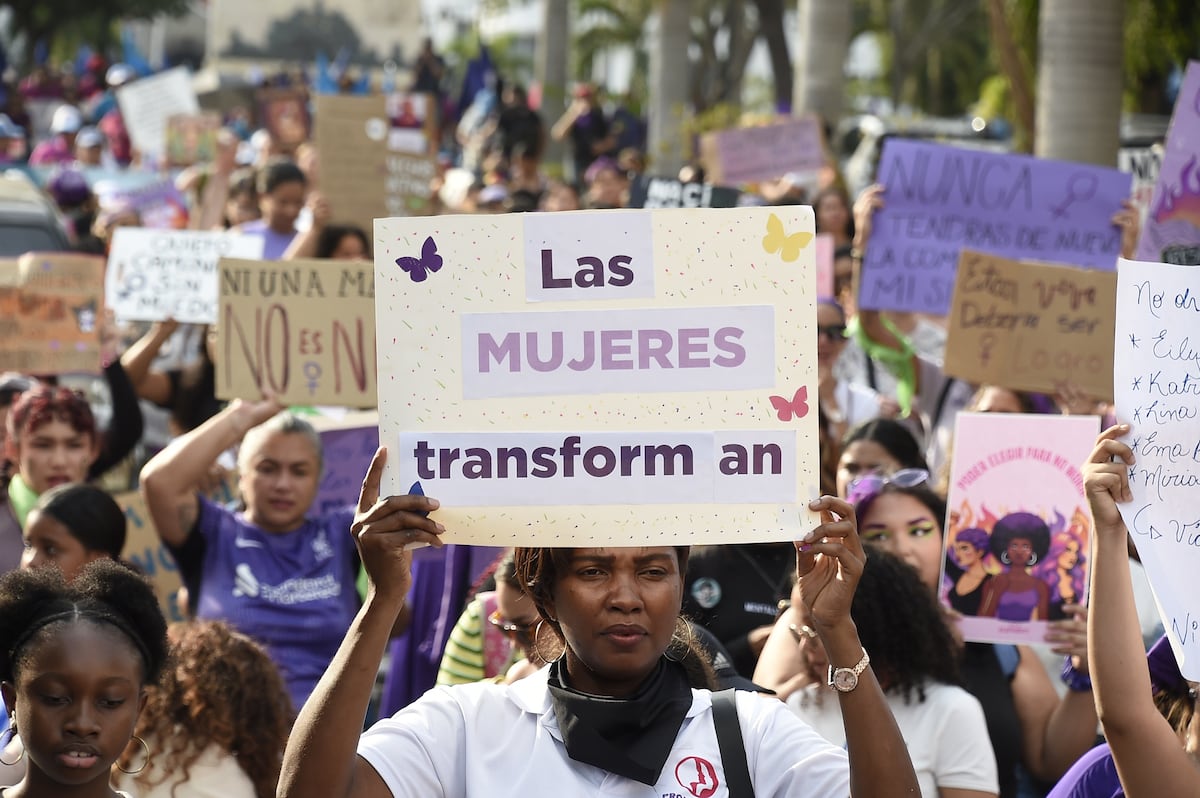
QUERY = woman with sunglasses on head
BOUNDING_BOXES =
[849,471,1097,798]
[757,467,1098,796]
[437,550,542,686]
[835,418,930,498]
[278,447,921,798]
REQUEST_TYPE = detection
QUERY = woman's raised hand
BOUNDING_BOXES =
[351,447,444,606]
[229,394,286,436]
[1082,425,1135,535]
[795,496,866,632]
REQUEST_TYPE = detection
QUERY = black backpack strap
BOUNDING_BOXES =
[711,689,755,798]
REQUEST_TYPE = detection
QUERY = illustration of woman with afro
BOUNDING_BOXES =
[978,512,1051,622]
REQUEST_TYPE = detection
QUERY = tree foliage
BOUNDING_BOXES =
[3,0,189,65]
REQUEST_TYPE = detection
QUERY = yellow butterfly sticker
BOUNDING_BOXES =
[762,212,813,262]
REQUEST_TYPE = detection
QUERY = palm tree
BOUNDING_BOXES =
[537,0,572,170]
[1035,0,1123,165]
[793,0,852,124]
[646,0,690,175]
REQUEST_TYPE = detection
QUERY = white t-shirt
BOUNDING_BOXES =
[359,667,850,797]
[787,681,998,798]
[115,739,256,798]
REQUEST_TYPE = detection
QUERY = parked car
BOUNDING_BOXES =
[0,170,72,256]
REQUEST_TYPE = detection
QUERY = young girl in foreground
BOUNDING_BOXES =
[0,560,168,798]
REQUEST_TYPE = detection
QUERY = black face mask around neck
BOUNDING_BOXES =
[546,656,694,785]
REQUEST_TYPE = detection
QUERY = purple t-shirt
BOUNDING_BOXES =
[1047,743,1124,798]
[193,496,358,709]
[237,219,297,261]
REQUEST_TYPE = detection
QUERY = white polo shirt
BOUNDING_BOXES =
[359,666,850,797]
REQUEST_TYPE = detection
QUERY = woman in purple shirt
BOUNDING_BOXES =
[140,396,361,709]
[235,158,307,260]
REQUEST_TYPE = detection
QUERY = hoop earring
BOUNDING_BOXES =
[531,620,564,664]
[0,723,23,767]
[1000,551,1011,565]
[115,735,150,775]
[1028,552,1038,565]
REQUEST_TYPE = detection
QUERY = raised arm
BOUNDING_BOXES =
[850,184,914,357]
[139,396,281,547]
[752,580,815,700]
[798,496,920,798]
[278,447,444,798]
[1083,425,1198,795]
[120,320,179,406]
[283,192,332,260]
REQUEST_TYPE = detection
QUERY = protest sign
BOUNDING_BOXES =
[258,87,311,150]
[943,250,1117,400]
[627,175,742,209]
[107,228,265,323]
[117,471,240,623]
[943,412,1098,645]
[165,112,222,167]
[92,171,188,230]
[314,95,436,235]
[375,207,821,546]
[698,117,825,186]
[115,66,200,161]
[0,253,104,374]
[386,92,437,155]
[1115,257,1200,679]
[1119,144,1162,238]
[860,139,1132,314]
[1135,61,1200,265]
[309,410,380,514]
[217,257,376,406]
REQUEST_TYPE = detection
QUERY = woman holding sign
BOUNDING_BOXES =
[278,448,921,798]
[139,396,367,710]
[1081,425,1200,796]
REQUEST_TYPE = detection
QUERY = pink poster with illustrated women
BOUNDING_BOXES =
[942,412,1099,645]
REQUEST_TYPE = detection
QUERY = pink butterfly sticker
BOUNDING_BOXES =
[769,386,810,421]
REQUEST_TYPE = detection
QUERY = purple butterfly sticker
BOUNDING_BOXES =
[396,236,443,282]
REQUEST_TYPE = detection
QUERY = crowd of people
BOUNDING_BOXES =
[0,40,1192,798]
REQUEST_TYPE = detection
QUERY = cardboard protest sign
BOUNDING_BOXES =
[165,112,222,167]
[386,92,437,155]
[627,175,742,209]
[375,207,821,546]
[1136,61,1200,265]
[216,257,376,406]
[258,87,311,150]
[107,228,265,323]
[314,95,436,235]
[699,117,825,186]
[943,250,1117,400]
[860,139,1132,314]
[1115,257,1200,679]
[115,66,200,161]
[942,412,1098,645]
[0,253,105,374]
[309,410,380,514]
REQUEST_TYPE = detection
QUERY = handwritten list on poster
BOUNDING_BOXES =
[1115,257,1200,679]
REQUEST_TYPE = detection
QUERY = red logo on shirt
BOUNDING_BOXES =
[675,756,719,798]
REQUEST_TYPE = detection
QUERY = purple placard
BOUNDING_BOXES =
[314,423,379,514]
[1136,61,1200,265]
[860,139,1132,314]
[708,117,824,185]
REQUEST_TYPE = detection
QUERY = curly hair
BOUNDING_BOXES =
[512,546,717,690]
[119,620,294,798]
[989,512,1052,563]
[6,384,97,449]
[0,560,167,685]
[851,548,961,703]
